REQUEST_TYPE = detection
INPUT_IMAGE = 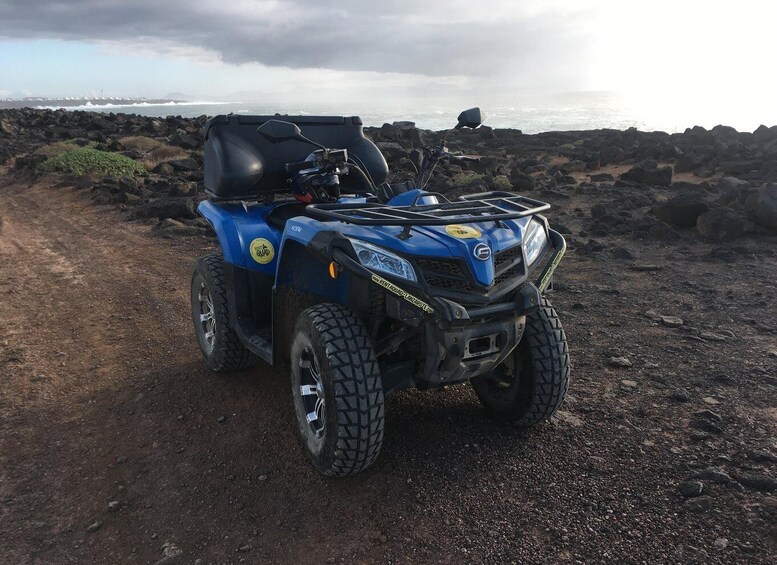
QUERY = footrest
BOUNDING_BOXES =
[236,323,273,364]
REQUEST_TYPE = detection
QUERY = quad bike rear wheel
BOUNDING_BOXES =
[471,297,569,425]
[291,303,385,476]
[191,254,257,372]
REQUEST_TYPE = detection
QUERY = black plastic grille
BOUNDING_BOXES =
[416,259,464,277]
[494,267,519,287]
[416,259,474,292]
[494,245,521,271]
[492,245,523,288]
[494,261,525,286]
[416,244,524,307]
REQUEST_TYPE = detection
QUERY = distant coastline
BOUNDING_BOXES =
[0,97,184,110]
[2,92,775,133]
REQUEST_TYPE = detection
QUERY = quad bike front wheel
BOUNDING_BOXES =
[290,303,385,476]
[191,254,257,372]
[471,297,569,425]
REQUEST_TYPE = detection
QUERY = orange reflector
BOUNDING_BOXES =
[328,262,339,279]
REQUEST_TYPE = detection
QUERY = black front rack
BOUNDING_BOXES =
[306,191,551,233]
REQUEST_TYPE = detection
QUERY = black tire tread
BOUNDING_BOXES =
[303,303,384,476]
[472,297,569,425]
[193,253,257,372]
[518,297,570,425]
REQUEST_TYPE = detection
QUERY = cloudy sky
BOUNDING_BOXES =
[0,0,773,105]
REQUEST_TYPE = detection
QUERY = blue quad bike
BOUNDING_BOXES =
[191,108,570,476]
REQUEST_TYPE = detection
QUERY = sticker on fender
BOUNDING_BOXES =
[370,274,434,314]
[249,238,275,264]
[445,224,481,239]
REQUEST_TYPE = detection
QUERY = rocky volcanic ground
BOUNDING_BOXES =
[0,109,775,564]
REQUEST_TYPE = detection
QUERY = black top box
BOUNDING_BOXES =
[203,114,389,200]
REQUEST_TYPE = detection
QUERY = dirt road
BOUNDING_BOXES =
[1,178,775,564]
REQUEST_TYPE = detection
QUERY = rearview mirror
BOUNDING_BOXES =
[456,107,484,129]
[257,120,303,143]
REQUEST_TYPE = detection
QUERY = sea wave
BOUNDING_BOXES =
[33,100,229,111]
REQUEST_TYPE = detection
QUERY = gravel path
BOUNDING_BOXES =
[0,177,775,564]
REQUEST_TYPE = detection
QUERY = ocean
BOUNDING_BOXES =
[30,91,777,134]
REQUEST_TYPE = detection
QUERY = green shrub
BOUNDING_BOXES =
[493,175,512,189]
[37,147,145,177]
[450,173,486,187]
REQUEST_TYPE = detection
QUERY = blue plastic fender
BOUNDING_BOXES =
[199,197,542,289]
[198,200,282,274]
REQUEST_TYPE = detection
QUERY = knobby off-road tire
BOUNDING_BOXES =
[291,303,385,476]
[471,297,569,425]
[191,254,257,372]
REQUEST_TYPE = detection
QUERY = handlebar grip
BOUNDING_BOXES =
[286,161,315,173]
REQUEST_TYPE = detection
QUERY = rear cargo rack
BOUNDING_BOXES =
[306,192,550,238]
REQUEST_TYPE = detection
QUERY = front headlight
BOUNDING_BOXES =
[524,219,548,265]
[349,239,417,282]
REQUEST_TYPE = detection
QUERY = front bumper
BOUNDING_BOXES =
[311,229,566,384]
[422,313,526,384]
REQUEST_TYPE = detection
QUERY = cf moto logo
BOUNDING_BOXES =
[473,243,491,261]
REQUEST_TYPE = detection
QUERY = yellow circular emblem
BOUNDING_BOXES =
[249,238,275,264]
[445,224,482,239]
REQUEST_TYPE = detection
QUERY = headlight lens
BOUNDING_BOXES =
[350,239,417,282]
[524,219,548,265]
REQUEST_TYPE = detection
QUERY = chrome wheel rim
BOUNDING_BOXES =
[198,281,216,349]
[299,347,325,438]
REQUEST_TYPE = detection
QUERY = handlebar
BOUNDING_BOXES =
[285,148,349,175]
[286,160,317,173]
[449,154,481,162]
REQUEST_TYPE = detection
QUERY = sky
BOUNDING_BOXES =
[0,0,774,108]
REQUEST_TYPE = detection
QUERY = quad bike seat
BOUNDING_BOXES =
[203,114,389,201]
[266,202,309,231]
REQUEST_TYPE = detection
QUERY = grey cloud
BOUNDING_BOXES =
[0,0,595,79]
